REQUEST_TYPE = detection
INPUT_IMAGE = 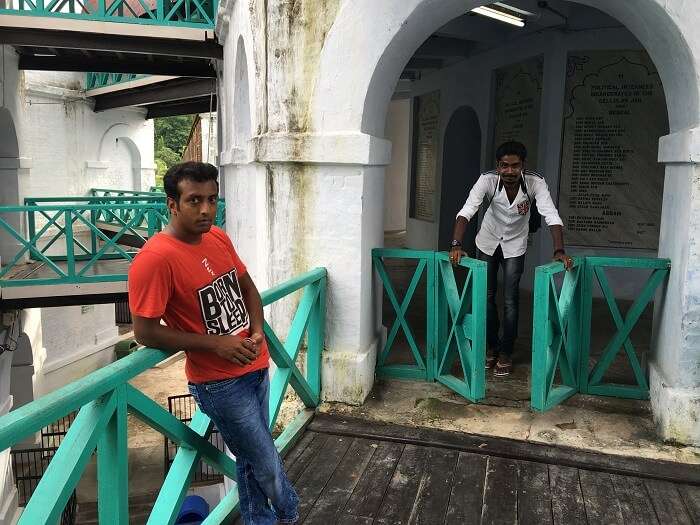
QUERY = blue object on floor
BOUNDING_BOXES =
[176,494,209,524]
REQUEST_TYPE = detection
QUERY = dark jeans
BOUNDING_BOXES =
[478,245,525,358]
[188,369,299,525]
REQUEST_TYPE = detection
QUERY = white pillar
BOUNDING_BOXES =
[651,129,700,445]
[249,133,391,405]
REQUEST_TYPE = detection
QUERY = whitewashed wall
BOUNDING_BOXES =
[218,0,700,444]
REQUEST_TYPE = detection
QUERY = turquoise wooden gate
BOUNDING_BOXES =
[531,256,671,411]
[372,249,487,402]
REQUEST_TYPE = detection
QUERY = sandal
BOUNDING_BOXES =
[494,358,512,377]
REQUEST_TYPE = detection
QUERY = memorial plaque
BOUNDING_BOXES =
[410,90,440,222]
[493,57,544,169]
[559,50,668,249]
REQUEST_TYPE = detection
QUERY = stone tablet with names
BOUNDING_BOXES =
[559,50,668,250]
[411,90,440,222]
[493,57,544,170]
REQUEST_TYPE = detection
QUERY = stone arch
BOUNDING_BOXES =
[308,0,700,441]
[218,0,261,161]
[233,35,253,148]
[312,0,699,137]
[0,108,21,260]
[97,124,143,190]
[115,136,143,190]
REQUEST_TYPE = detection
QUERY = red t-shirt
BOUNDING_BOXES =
[128,226,269,383]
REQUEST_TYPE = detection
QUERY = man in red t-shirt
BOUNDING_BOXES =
[128,162,298,525]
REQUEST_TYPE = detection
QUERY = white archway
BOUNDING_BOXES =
[312,0,699,136]
[115,136,143,190]
[96,124,145,191]
[308,0,700,442]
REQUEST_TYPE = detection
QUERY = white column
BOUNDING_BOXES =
[650,129,700,445]
[249,132,391,405]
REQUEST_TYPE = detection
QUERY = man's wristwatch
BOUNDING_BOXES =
[450,240,462,249]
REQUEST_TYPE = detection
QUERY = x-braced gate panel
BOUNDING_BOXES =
[372,249,487,402]
[531,256,670,411]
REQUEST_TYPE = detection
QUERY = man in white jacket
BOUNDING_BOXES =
[449,141,572,376]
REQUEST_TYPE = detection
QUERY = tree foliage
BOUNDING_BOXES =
[154,114,196,184]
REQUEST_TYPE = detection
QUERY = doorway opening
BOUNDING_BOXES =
[376,1,672,404]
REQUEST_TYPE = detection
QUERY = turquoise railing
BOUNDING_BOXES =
[579,257,671,399]
[372,249,487,402]
[0,267,326,524]
[86,73,147,90]
[372,249,435,381]
[88,188,164,198]
[531,256,670,411]
[531,257,585,411]
[0,197,225,287]
[0,0,217,28]
[434,252,487,402]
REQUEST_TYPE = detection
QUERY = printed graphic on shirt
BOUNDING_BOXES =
[198,268,249,335]
[517,200,530,216]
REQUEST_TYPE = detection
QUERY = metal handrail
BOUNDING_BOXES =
[0,200,225,286]
[0,0,218,28]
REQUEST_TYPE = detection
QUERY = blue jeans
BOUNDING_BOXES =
[478,245,525,357]
[188,369,299,525]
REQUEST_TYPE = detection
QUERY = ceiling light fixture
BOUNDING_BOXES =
[471,5,526,27]
[493,2,535,16]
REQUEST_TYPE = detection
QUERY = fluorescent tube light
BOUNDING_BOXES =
[471,5,526,27]
[493,2,535,16]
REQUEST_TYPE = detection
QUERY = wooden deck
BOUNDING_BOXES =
[239,414,700,525]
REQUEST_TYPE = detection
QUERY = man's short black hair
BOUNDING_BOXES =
[495,141,527,162]
[163,161,219,201]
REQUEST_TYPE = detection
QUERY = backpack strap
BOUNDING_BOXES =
[484,172,500,208]
[521,170,544,204]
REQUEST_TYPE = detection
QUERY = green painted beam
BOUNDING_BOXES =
[19,392,117,525]
[260,267,327,306]
[125,384,238,480]
[147,410,214,525]
[97,384,129,525]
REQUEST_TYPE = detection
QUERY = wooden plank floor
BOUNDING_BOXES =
[235,415,700,525]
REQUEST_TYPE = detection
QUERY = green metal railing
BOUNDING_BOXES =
[88,188,164,198]
[579,257,670,399]
[29,193,226,236]
[531,257,585,411]
[86,73,147,90]
[373,249,435,381]
[372,249,486,402]
[0,196,225,287]
[0,0,217,28]
[531,256,670,411]
[434,252,487,402]
[0,267,326,524]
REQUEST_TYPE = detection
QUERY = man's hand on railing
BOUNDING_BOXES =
[449,246,468,266]
[553,251,574,271]
[213,335,260,365]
